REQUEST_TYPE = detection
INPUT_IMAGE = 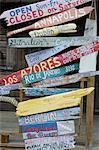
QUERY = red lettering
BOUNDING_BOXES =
[59,4,64,12]
[27,13,32,20]
[10,18,15,24]
[38,10,44,17]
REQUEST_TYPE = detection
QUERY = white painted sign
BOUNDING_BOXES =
[0,96,18,107]
[25,44,70,66]
[29,23,77,37]
[8,36,99,48]
[79,19,98,73]
[24,135,75,150]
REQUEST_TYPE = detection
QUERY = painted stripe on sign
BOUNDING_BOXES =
[1,0,91,28]
[24,135,75,150]
[22,120,75,139]
[24,87,79,96]
[8,36,99,48]
[22,63,79,85]
[33,71,99,87]
[16,87,94,116]
[18,107,80,125]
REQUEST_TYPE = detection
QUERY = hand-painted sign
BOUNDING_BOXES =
[1,0,91,30]
[25,44,70,66]
[18,107,80,125]
[1,41,99,86]
[16,87,94,116]
[80,19,98,73]
[0,96,18,107]
[7,4,92,36]
[21,121,75,139]
[33,71,99,87]
[29,23,77,37]
[22,63,79,85]
[24,87,79,96]
[8,36,99,48]
[0,83,23,95]
[24,135,75,150]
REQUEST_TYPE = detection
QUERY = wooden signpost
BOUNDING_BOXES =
[21,120,75,139]
[18,107,80,125]
[0,96,18,107]
[22,63,79,85]
[25,44,70,66]
[16,87,94,116]
[24,135,75,150]
[24,87,78,96]
[33,71,99,87]
[29,23,77,37]
[8,36,99,48]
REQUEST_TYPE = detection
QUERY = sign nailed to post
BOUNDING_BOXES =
[0,0,91,26]
[0,41,99,85]
[7,6,93,37]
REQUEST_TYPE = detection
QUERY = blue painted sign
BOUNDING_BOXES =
[24,87,78,96]
[22,63,79,85]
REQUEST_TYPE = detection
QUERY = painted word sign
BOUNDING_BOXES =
[1,41,99,86]
[16,87,94,116]
[24,87,78,96]
[22,63,79,85]
[29,23,77,37]
[80,19,98,73]
[0,83,22,95]
[18,107,80,125]
[25,44,70,66]
[8,36,99,48]
[2,0,91,33]
[0,96,18,107]
[22,120,75,139]
[24,135,75,150]
[33,71,99,87]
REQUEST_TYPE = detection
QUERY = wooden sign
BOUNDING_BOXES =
[25,44,70,66]
[22,63,79,85]
[18,107,80,125]
[80,19,98,73]
[1,41,98,86]
[24,135,75,150]
[0,96,18,107]
[0,83,22,95]
[24,87,79,96]
[2,0,91,34]
[21,120,75,139]
[8,36,99,48]
[33,71,99,87]
[29,23,77,37]
[16,87,94,116]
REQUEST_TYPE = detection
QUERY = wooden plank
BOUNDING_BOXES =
[0,0,91,26]
[29,23,77,37]
[33,71,99,87]
[86,77,95,148]
[25,44,70,66]
[1,41,99,85]
[18,107,80,125]
[8,36,99,48]
[16,88,94,116]
[22,63,79,85]
[24,135,75,150]
[0,96,18,107]
[24,87,79,96]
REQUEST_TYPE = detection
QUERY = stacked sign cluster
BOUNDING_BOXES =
[0,0,99,149]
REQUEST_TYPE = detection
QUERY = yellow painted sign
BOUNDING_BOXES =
[16,87,94,116]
